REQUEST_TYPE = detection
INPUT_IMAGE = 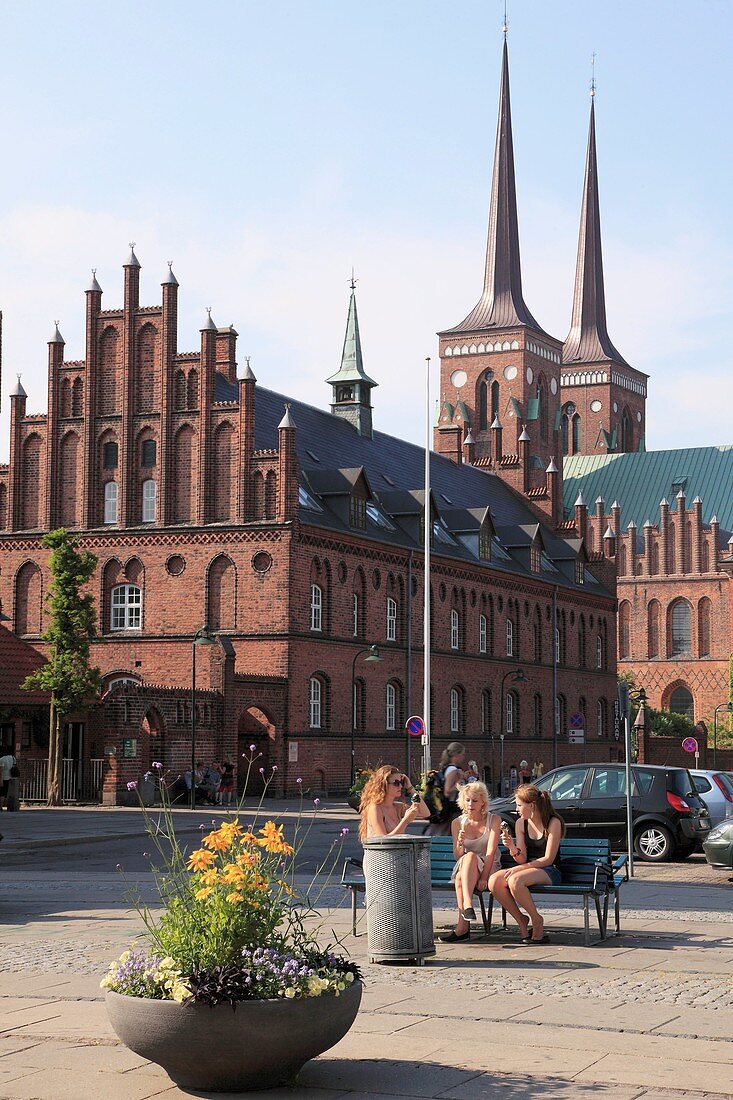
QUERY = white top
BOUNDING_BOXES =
[0,755,15,781]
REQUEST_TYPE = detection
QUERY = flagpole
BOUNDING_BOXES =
[423,356,431,777]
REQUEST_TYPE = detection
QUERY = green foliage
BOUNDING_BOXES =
[640,706,695,739]
[21,529,101,713]
[348,765,375,800]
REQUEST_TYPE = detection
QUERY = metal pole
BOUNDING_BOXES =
[624,713,634,878]
[500,735,505,800]
[350,649,359,788]
[423,357,431,777]
[714,708,718,770]
[406,550,413,776]
[190,637,197,810]
[552,585,559,769]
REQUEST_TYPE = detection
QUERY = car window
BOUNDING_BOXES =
[549,767,588,801]
[669,769,695,797]
[534,773,554,791]
[692,776,712,793]
[633,768,655,795]
[716,774,733,797]
[589,767,627,798]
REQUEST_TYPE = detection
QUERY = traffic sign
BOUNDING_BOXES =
[682,736,698,754]
[406,715,425,738]
[569,712,584,729]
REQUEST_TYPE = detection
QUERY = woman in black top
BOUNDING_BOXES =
[488,783,565,943]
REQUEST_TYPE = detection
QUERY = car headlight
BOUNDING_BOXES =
[706,822,733,841]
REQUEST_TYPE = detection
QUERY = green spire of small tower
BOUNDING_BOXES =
[326,275,378,438]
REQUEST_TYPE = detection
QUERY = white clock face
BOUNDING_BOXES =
[503,365,518,381]
[637,411,642,422]
[590,400,602,412]
[613,402,618,413]
[525,367,533,384]
[550,378,558,394]
[450,369,468,389]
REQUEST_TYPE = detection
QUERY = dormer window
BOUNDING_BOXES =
[479,527,492,561]
[349,496,366,529]
[575,560,585,585]
[531,545,541,573]
[337,385,354,402]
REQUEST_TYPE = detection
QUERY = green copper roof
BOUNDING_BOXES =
[563,446,733,537]
[326,288,378,388]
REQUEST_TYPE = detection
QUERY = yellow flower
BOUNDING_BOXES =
[202,828,232,852]
[195,886,214,900]
[238,850,260,867]
[219,820,243,841]
[257,821,292,854]
[240,832,258,845]
[226,891,244,904]
[221,863,245,885]
[188,848,215,871]
[201,869,219,887]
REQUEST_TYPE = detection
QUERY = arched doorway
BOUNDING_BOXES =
[140,707,165,769]
[238,706,277,796]
[667,685,694,722]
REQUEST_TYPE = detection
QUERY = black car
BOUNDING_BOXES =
[491,762,710,862]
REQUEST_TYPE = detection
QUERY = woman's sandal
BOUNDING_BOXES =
[438,928,470,943]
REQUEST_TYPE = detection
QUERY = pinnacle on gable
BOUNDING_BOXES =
[611,500,620,510]
[595,495,604,504]
[603,526,615,539]
[627,520,637,528]
[518,428,530,442]
[239,358,256,382]
[49,322,64,344]
[643,518,653,527]
[659,498,669,507]
[692,496,702,504]
[711,515,718,524]
[11,374,26,398]
[162,262,179,287]
[87,269,102,293]
[676,488,686,499]
[278,404,296,430]
[546,458,558,473]
[574,491,586,507]
[124,244,141,268]
[463,430,476,445]
[201,308,217,331]
[491,416,502,430]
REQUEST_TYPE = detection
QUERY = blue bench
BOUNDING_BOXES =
[343,835,628,945]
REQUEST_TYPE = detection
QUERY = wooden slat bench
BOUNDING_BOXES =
[343,835,628,945]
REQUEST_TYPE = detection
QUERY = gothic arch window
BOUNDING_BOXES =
[571,413,581,455]
[141,479,157,524]
[555,693,567,739]
[698,597,712,657]
[104,480,118,524]
[668,598,691,657]
[136,324,158,413]
[537,374,548,442]
[265,470,277,520]
[491,380,500,423]
[450,685,465,735]
[533,693,542,738]
[252,470,265,519]
[647,600,661,658]
[353,567,366,639]
[481,689,492,734]
[212,422,235,522]
[619,600,631,659]
[173,425,196,523]
[187,368,199,410]
[72,377,83,417]
[478,381,487,430]
[174,370,186,410]
[309,674,329,729]
[21,434,42,529]
[98,327,121,415]
[597,699,607,738]
[479,612,487,654]
[450,608,460,650]
[668,685,694,721]
[506,617,514,657]
[506,690,519,735]
[15,562,42,635]
[111,584,142,631]
[621,407,633,452]
[60,377,71,418]
[59,432,81,528]
[386,596,397,642]
[578,614,586,668]
[310,584,323,632]
[207,555,236,631]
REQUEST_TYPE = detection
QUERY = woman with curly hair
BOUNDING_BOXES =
[439,781,501,943]
[358,765,430,841]
[488,783,565,944]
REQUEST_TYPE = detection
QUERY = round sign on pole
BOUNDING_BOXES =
[406,715,425,738]
[682,736,698,754]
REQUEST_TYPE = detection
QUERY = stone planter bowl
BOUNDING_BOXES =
[106,981,362,1092]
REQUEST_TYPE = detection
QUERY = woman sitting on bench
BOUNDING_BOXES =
[439,781,501,943]
[489,783,565,944]
[358,765,430,840]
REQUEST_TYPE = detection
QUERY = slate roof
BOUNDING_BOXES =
[562,447,733,542]
[252,385,610,597]
[0,627,49,705]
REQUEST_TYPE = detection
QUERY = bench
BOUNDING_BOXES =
[343,835,628,945]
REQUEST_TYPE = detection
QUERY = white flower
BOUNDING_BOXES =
[284,987,296,999]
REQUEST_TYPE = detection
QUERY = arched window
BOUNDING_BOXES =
[15,562,42,635]
[386,682,396,731]
[111,584,142,631]
[619,600,631,659]
[141,479,156,523]
[310,584,323,632]
[555,626,561,664]
[353,592,359,638]
[479,613,487,654]
[621,408,633,452]
[533,693,542,738]
[506,691,517,735]
[647,600,660,658]
[72,377,83,417]
[187,369,199,410]
[597,699,607,738]
[669,685,694,721]
[578,615,586,668]
[174,370,186,410]
[506,617,514,657]
[481,689,492,734]
[60,377,71,417]
[352,679,365,732]
[450,608,460,650]
[698,597,712,657]
[478,381,487,431]
[669,599,691,656]
[596,634,604,669]
[207,555,236,631]
[555,693,567,738]
[386,597,397,642]
[537,374,548,442]
[571,413,581,455]
[491,381,500,423]
[450,687,462,734]
[309,677,323,729]
[104,481,118,525]
[561,415,569,456]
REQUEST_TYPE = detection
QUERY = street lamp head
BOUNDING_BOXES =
[364,645,381,663]
[194,625,217,646]
[512,668,527,684]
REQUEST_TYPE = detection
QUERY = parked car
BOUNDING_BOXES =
[703,819,733,869]
[689,771,733,828]
[490,762,711,862]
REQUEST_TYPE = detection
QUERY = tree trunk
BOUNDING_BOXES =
[46,703,62,806]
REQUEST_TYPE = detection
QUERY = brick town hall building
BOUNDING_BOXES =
[0,39,728,803]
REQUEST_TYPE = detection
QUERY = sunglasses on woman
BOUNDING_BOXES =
[389,778,403,788]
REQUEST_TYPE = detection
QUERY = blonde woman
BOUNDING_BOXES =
[489,783,565,944]
[438,781,501,943]
[358,765,430,841]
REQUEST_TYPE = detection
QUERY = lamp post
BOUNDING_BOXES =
[350,645,382,787]
[500,668,526,797]
[631,687,648,764]
[190,625,216,809]
[713,702,733,769]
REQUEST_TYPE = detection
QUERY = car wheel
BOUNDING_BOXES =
[634,823,674,862]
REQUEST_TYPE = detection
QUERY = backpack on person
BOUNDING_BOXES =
[422,768,452,824]
[10,758,20,778]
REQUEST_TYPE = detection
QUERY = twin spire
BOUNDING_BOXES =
[447,37,626,368]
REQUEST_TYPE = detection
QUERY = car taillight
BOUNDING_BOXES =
[666,791,690,813]
[713,775,733,802]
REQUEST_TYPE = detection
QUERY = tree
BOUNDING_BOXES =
[22,529,101,805]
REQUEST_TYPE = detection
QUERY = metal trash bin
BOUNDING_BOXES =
[362,835,435,964]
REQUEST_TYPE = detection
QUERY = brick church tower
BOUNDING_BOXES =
[561,92,648,456]
[435,38,563,492]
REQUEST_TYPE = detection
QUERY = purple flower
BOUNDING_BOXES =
[341,827,349,836]
[259,767,265,774]
[272,765,278,772]
[296,777,303,785]
[250,743,257,752]
[152,761,163,770]
[313,798,321,806]
[127,781,137,790]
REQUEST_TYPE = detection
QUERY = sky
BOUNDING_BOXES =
[0,0,731,463]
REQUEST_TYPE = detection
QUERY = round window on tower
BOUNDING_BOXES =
[525,367,534,384]
[590,399,602,413]
[450,369,468,389]
[503,365,518,381]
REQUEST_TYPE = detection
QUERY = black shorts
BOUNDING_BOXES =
[1,780,8,797]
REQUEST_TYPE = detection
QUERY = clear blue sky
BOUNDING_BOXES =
[0,0,730,462]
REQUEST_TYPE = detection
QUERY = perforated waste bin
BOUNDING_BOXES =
[362,835,435,964]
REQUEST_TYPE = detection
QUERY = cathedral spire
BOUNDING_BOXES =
[326,279,377,438]
[447,39,544,335]
[563,95,628,366]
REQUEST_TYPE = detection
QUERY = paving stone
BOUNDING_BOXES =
[440,1075,643,1099]
[300,1057,479,1096]
[576,1051,733,1094]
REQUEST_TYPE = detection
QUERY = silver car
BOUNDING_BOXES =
[690,771,733,828]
